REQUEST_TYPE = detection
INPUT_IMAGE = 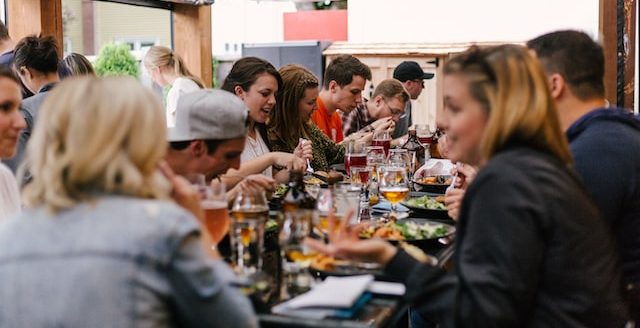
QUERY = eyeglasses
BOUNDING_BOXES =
[384,101,405,118]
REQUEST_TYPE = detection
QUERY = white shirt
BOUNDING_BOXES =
[166,77,200,127]
[240,128,272,177]
[0,163,20,221]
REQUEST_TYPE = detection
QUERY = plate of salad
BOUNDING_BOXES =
[402,194,450,219]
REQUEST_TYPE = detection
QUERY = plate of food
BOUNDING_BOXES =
[413,175,452,194]
[360,218,455,251]
[402,194,450,220]
[309,254,383,278]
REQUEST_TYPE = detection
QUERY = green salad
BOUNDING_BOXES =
[274,184,288,198]
[403,195,447,210]
[360,220,450,240]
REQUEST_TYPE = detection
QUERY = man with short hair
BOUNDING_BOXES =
[165,89,273,194]
[342,78,410,137]
[312,54,372,143]
[392,61,434,139]
[528,30,640,319]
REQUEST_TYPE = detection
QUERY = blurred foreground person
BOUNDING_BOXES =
[308,45,629,326]
[0,77,257,327]
[528,30,640,320]
[0,67,26,220]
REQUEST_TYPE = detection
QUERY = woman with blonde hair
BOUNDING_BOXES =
[307,45,629,325]
[269,64,344,172]
[0,76,257,327]
[144,45,204,127]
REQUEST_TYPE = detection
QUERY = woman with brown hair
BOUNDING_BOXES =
[220,57,308,188]
[269,64,344,172]
[0,67,26,220]
[308,44,629,325]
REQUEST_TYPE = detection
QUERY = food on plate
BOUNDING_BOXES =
[303,176,324,185]
[360,220,450,241]
[403,195,447,210]
[274,184,288,198]
[310,254,336,271]
[415,175,452,185]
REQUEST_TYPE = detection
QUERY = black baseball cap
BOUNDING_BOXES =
[393,61,435,82]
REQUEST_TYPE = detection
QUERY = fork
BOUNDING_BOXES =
[299,138,314,174]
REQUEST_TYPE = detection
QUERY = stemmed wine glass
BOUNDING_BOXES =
[378,166,409,221]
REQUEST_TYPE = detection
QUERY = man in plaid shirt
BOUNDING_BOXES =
[342,78,410,138]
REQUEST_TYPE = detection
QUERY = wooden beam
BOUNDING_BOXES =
[621,0,636,110]
[600,0,637,109]
[600,0,619,106]
[5,0,64,57]
[173,4,212,87]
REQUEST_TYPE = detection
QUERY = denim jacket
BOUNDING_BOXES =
[0,196,257,327]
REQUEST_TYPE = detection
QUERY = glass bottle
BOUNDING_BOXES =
[401,129,427,177]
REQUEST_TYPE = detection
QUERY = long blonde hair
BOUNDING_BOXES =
[22,76,170,212]
[143,45,204,88]
[444,44,572,165]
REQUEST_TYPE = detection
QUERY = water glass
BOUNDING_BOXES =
[230,189,268,278]
[334,183,361,225]
[279,209,315,298]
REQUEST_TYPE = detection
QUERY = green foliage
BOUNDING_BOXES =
[212,56,220,88]
[94,43,139,78]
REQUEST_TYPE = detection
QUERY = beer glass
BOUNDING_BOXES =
[379,166,409,220]
[202,182,229,246]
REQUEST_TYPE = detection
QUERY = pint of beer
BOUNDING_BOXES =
[202,199,230,245]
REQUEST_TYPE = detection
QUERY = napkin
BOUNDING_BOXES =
[415,159,454,178]
[372,200,409,213]
[272,275,374,319]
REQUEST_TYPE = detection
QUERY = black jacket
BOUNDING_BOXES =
[385,145,629,327]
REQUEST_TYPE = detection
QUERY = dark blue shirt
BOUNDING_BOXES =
[566,107,640,285]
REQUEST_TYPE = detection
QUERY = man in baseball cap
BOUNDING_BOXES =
[392,61,434,139]
[165,89,250,178]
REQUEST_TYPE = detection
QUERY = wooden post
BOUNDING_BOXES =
[600,0,636,109]
[5,0,63,57]
[173,4,212,87]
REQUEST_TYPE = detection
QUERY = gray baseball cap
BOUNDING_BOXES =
[168,89,249,142]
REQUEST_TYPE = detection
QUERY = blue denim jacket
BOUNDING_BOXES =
[0,196,257,327]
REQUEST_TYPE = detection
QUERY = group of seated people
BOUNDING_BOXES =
[0,28,638,326]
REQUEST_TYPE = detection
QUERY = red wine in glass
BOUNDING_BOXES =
[345,153,367,176]
[371,139,391,157]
